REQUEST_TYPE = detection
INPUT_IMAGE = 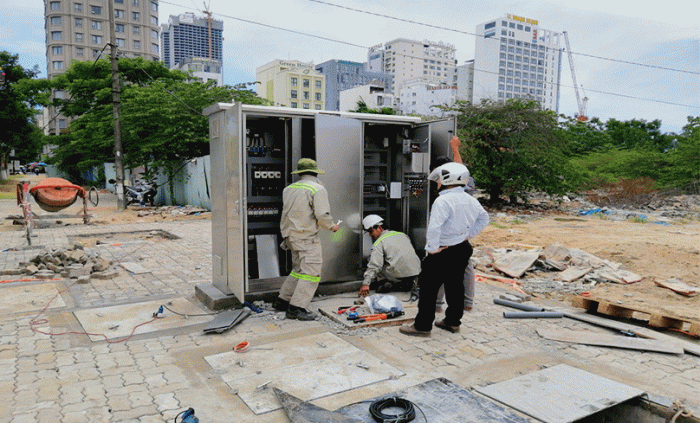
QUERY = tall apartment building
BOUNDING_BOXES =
[160,13,223,71]
[315,60,392,111]
[256,60,325,110]
[472,14,562,112]
[44,0,160,134]
[367,38,457,98]
[455,60,474,103]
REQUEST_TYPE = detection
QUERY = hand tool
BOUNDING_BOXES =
[337,306,358,314]
[352,310,405,323]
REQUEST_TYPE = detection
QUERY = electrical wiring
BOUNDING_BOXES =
[369,397,426,422]
[304,0,699,75]
[29,281,158,343]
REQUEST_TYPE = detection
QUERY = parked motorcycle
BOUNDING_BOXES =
[110,179,158,206]
[125,179,157,206]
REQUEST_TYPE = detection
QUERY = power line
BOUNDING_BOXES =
[304,0,699,76]
[160,0,365,49]
[158,0,699,110]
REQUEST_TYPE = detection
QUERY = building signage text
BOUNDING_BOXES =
[507,14,538,26]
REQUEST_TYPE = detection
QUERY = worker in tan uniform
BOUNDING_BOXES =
[358,215,421,298]
[273,158,339,320]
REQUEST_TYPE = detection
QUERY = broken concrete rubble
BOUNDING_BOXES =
[5,245,119,281]
[476,243,652,296]
[135,205,209,218]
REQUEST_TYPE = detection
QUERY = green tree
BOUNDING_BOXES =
[446,99,576,204]
[22,57,268,182]
[557,117,613,155]
[0,51,43,179]
[351,99,395,115]
[604,118,672,152]
[666,116,700,190]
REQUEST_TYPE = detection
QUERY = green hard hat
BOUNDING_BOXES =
[291,158,325,174]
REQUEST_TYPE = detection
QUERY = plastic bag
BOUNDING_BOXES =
[365,294,404,314]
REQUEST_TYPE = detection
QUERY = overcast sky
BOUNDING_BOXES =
[2,0,698,133]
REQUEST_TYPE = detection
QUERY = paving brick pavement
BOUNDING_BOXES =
[0,205,699,422]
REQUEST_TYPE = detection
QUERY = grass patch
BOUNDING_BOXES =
[0,192,16,200]
[490,222,510,229]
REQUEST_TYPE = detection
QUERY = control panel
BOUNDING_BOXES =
[250,164,284,196]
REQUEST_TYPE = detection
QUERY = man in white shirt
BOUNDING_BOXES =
[400,162,489,337]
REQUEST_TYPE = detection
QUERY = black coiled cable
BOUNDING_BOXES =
[369,397,416,423]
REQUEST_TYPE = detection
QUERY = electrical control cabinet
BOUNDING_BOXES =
[205,103,455,301]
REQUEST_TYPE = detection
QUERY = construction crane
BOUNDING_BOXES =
[203,1,213,59]
[562,31,589,122]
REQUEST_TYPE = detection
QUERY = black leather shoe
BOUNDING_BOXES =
[272,298,289,312]
[435,319,460,333]
[286,306,317,321]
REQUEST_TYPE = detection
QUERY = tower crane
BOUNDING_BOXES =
[203,1,213,59]
[563,31,589,122]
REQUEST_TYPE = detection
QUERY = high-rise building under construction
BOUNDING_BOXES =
[160,13,223,70]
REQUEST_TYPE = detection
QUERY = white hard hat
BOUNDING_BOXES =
[362,214,384,231]
[428,162,470,186]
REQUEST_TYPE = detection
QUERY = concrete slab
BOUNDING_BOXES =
[204,332,404,415]
[73,297,210,341]
[475,364,645,423]
[0,282,66,314]
[536,327,685,354]
[0,283,66,315]
[118,261,150,274]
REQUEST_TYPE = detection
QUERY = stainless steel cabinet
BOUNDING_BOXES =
[204,103,455,301]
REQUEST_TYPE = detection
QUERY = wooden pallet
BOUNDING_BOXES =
[571,296,700,338]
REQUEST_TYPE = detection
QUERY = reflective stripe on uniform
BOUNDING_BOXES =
[289,182,318,193]
[290,271,321,283]
[373,230,400,246]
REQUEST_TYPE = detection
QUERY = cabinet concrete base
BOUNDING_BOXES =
[195,284,242,311]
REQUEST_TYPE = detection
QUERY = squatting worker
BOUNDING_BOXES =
[358,215,421,298]
[400,162,489,337]
[273,158,339,321]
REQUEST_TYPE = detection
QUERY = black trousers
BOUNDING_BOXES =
[414,240,473,331]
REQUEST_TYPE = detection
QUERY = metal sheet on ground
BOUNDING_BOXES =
[204,332,404,415]
[203,308,250,333]
[536,328,684,354]
[73,297,210,341]
[273,388,364,423]
[0,283,66,314]
[335,378,530,423]
[474,364,645,423]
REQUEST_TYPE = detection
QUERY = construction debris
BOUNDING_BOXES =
[135,205,209,217]
[474,243,656,297]
[653,279,700,297]
[1,244,118,281]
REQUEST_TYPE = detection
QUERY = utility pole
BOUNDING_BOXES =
[108,0,126,209]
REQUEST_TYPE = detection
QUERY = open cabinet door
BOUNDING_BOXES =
[314,114,362,282]
[429,118,457,161]
[210,103,246,301]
